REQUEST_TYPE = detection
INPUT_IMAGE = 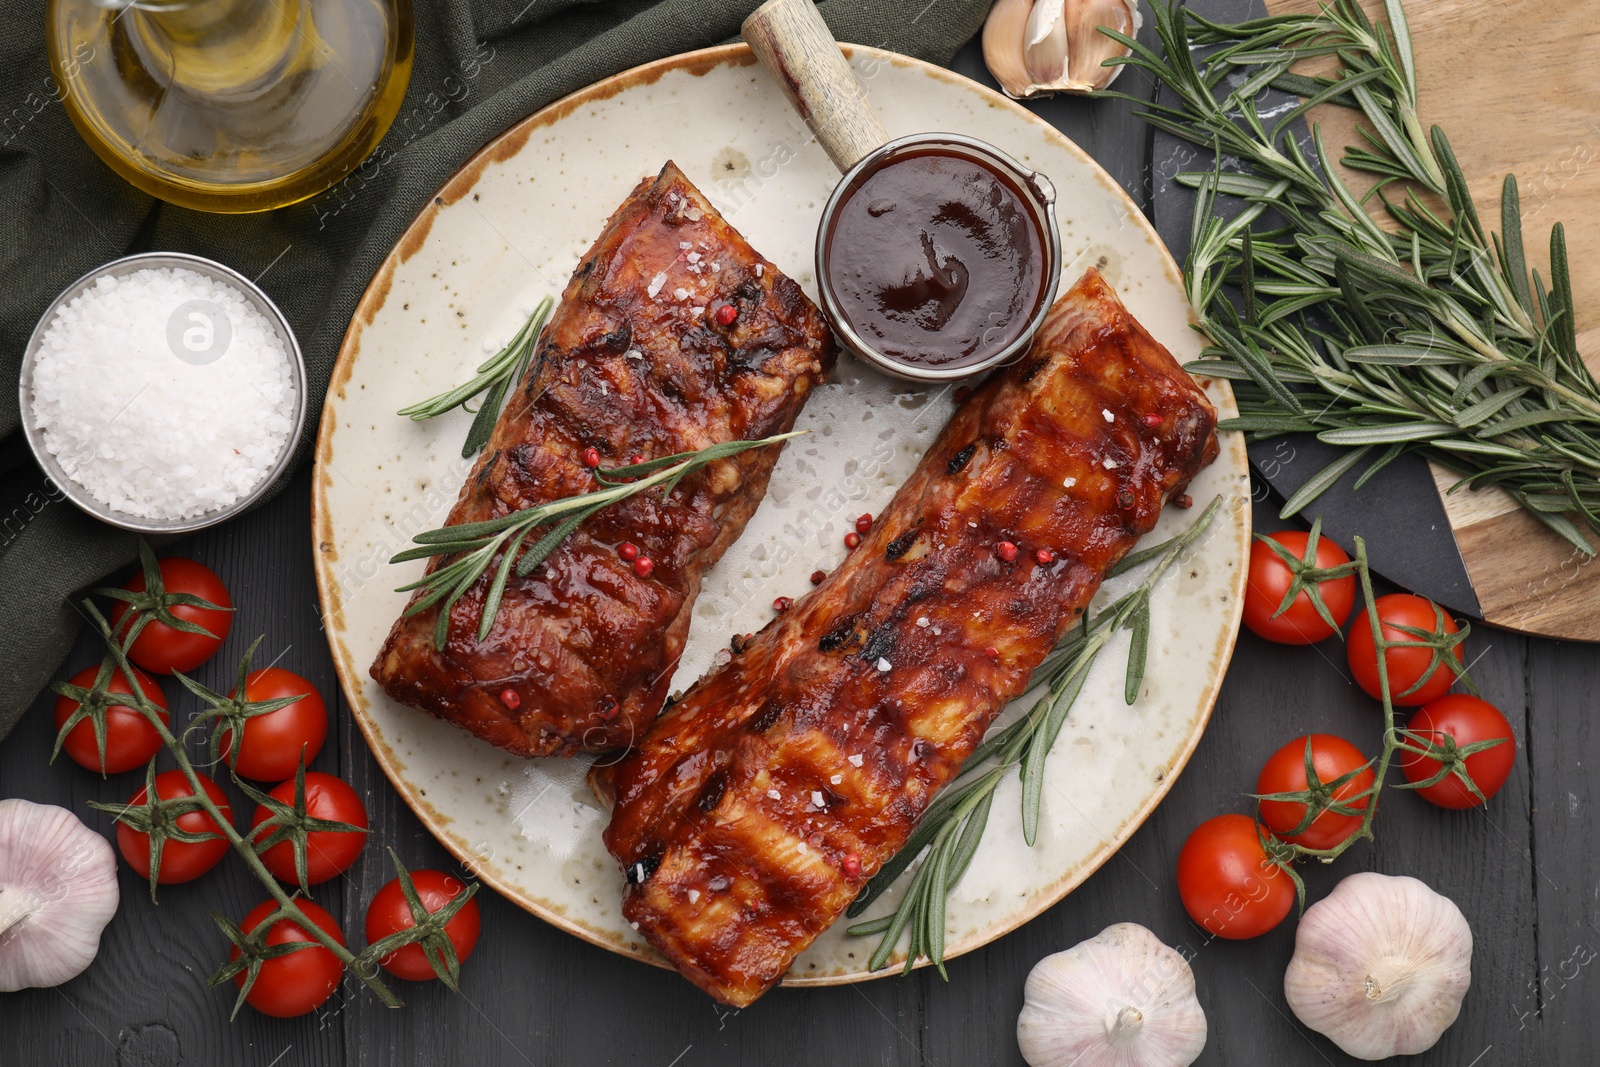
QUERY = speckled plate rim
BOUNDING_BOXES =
[312,42,1249,985]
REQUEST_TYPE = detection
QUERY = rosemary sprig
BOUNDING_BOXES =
[394,433,804,648]
[847,496,1223,974]
[1106,0,1600,555]
[398,296,554,458]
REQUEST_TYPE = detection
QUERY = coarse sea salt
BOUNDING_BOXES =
[30,266,296,521]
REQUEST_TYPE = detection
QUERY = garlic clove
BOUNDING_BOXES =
[1018,922,1206,1067]
[982,0,1036,99]
[984,0,1143,99]
[1023,1,1069,86]
[1065,0,1140,89]
[1284,872,1472,1060]
[0,799,119,992]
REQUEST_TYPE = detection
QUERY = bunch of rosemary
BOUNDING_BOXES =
[848,496,1222,974]
[1107,0,1600,554]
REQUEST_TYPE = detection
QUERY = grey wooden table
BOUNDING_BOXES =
[1,29,1592,1067]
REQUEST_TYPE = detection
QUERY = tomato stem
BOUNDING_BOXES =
[1276,537,1400,864]
[79,599,404,1009]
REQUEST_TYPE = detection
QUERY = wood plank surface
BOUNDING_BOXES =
[1,22,1592,1067]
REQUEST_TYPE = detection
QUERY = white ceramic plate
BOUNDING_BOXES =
[312,44,1250,985]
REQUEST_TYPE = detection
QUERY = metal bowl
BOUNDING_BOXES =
[814,132,1063,383]
[18,251,307,535]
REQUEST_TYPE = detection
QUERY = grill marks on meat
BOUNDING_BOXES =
[599,269,1219,1006]
[370,161,834,758]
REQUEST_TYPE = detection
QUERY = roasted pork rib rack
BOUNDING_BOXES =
[371,161,834,758]
[600,269,1218,1005]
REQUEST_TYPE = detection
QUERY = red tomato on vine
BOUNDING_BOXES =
[365,869,482,982]
[1255,734,1375,850]
[1347,593,1466,706]
[115,769,234,884]
[250,772,368,886]
[1401,694,1516,808]
[1175,814,1295,939]
[53,664,169,774]
[230,899,346,1018]
[1242,528,1356,645]
[220,668,328,782]
[109,555,233,675]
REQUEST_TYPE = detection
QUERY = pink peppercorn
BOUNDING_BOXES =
[500,688,521,710]
[841,853,862,879]
[810,569,827,585]
[996,541,1018,563]
[855,513,873,535]
[633,557,654,578]
[773,596,792,613]
[1036,548,1055,565]
[715,304,737,326]
[581,446,601,468]
[844,532,861,550]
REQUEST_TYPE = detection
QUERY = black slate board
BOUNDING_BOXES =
[1148,0,1480,619]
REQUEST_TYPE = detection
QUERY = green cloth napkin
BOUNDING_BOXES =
[0,0,990,741]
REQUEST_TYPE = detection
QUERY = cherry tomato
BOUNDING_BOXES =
[251,772,368,885]
[1176,814,1294,939]
[110,557,233,675]
[1256,734,1375,850]
[1346,593,1464,706]
[54,665,169,774]
[1401,694,1517,809]
[116,770,233,883]
[364,870,482,981]
[1241,531,1356,645]
[230,898,345,1018]
[219,668,328,781]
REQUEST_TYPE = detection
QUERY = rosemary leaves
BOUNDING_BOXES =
[392,433,803,647]
[399,296,554,458]
[1110,0,1600,554]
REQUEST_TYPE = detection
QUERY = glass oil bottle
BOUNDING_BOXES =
[46,0,414,213]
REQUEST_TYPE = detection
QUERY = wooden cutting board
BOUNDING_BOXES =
[1267,0,1600,641]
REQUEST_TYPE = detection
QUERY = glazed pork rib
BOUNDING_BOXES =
[600,269,1218,1006]
[371,161,834,758]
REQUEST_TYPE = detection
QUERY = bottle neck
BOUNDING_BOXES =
[127,0,311,95]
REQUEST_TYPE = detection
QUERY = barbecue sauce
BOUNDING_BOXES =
[823,149,1046,369]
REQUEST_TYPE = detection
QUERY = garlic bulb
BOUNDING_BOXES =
[983,0,1142,98]
[0,799,119,991]
[1284,872,1472,1060]
[1017,923,1206,1067]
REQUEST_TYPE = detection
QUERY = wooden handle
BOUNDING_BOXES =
[742,0,888,172]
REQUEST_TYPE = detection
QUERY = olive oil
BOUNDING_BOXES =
[47,0,413,213]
